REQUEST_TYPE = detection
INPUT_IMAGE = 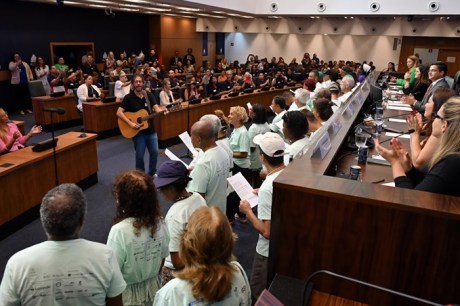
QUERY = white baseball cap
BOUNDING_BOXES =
[253,132,285,157]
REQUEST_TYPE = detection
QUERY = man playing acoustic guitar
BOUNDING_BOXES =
[116,74,163,176]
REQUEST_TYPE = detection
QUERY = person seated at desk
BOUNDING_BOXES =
[336,75,355,109]
[289,88,310,112]
[206,76,221,98]
[47,65,66,95]
[313,98,334,123]
[400,65,430,102]
[0,108,42,154]
[153,207,251,306]
[148,69,162,90]
[217,70,228,83]
[219,71,240,94]
[159,80,182,107]
[184,59,195,74]
[303,109,323,138]
[115,72,131,102]
[174,61,185,76]
[405,87,455,170]
[390,55,419,87]
[55,57,69,74]
[117,52,129,69]
[184,82,200,101]
[254,72,270,89]
[241,72,255,91]
[167,70,180,89]
[375,97,460,197]
[282,111,310,164]
[66,70,82,93]
[271,70,287,88]
[169,50,181,68]
[76,74,102,112]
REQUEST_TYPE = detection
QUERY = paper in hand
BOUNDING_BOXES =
[227,172,258,207]
[165,149,189,167]
[178,131,198,156]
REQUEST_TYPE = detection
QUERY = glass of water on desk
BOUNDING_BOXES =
[355,128,368,148]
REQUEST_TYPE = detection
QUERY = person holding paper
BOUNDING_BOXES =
[239,132,286,301]
[188,120,231,215]
[228,106,251,224]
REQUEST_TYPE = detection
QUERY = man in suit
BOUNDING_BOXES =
[404,61,449,113]
[169,50,181,68]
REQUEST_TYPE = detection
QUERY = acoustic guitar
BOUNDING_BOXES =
[118,102,181,138]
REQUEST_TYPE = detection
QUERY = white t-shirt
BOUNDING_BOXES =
[164,192,207,269]
[230,126,251,169]
[256,170,283,257]
[114,80,130,99]
[188,146,231,214]
[153,261,251,306]
[0,239,126,306]
[284,136,310,165]
[337,91,352,108]
[216,137,233,162]
[269,110,286,134]
[106,218,169,304]
[288,102,299,112]
[248,123,270,170]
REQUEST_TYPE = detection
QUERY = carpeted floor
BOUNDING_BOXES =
[0,112,258,281]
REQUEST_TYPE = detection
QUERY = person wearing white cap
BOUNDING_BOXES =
[239,132,286,301]
[289,88,310,112]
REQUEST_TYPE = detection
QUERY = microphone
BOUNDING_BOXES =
[43,108,65,115]
[378,129,415,144]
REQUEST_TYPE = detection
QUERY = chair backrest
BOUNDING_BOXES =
[178,87,186,100]
[108,82,116,97]
[28,80,46,97]
[445,76,454,88]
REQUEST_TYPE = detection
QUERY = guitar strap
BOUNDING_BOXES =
[142,90,155,127]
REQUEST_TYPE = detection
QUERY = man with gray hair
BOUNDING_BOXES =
[289,88,310,112]
[337,75,355,108]
[0,184,126,305]
[188,119,232,214]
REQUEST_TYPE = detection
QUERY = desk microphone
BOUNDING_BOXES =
[378,129,415,144]
[43,108,65,115]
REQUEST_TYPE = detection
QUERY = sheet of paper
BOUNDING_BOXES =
[385,132,411,139]
[387,101,404,106]
[388,118,406,123]
[381,182,395,187]
[371,154,386,160]
[387,106,412,112]
[165,149,189,167]
[178,131,198,156]
[227,172,259,208]
[246,102,253,110]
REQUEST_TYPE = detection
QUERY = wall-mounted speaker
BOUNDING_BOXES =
[234,26,239,31]
[265,26,270,32]
[412,28,417,34]
[428,1,440,12]
[270,3,278,12]
[370,2,380,12]
[317,2,326,12]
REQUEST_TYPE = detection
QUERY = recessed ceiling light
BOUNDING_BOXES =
[310,16,316,19]
[212,11,225,14]
[88,4,106,8]
[176,6,200,12]
[268,16,281,19]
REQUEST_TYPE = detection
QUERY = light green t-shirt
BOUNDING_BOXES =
[230,126,251,169]
[188,146,232,214]
[248,123,270,170]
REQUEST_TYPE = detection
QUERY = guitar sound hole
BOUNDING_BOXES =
[137,118,143,124]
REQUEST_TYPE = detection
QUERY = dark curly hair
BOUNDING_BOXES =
[112,170,161,237]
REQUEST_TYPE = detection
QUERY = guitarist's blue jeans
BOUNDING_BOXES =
[133,131,158,176]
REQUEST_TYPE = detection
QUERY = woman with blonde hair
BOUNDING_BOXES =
[107,170,169,306]
[375,97,460,196]
[0,108,42,154]
[153,206,251,305]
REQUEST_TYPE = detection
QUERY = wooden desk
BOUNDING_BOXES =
[82,101,121,137]
[269,74,460,305]
[32,95,82,130]
[0,132,98,230]
[155,88,289,141]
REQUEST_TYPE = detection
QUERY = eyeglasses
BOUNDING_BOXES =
[433,112,444,121]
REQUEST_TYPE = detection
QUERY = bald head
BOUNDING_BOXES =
[192,120,215,142]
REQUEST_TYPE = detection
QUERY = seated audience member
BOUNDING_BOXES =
[289,88,310,111]
[242,72,255,91]
[47,65,66,95]
[313,98,334,122]
[285,67,296,84]
[248,104,271,187]
[92,71,104,88]
[269,96,288,137]
[336,75,355,108]
[154,161,206,285]
[271,70,287,88]
[146,49,158,66]
[183,48,196,66]
[303,109,323,137]
[55,56,69,74]
[107,170,169,306]
[184,59,195,74]
[321,70,333,89]
[170,50,181,68]
[403,62,449,113]
[77,74,101,111]
[255,72,270,88]
[401,65,430,102]
[375,97,460,197]
[168,70,180,89]
[384,62,396,72]
[82,54,99,75]
[175,61,185,76]
[206,76,221,97]
[390,55,419,87]
[0,108,42,154]
[329,82,341,110]
[184,82,200,101]
[188,119,232,214]
[219,70,238,93]
[159,80,182,107]
[149,69,162,90]
[114,72,131,102]
[0,184,126,305]
[282,90,295,109]
[228,106,251,223]
[282,110,310,164]
[117,53,129,69]
[66,70,82,93]
[405,87,455,169]
[239,132,286,301]
[306,69,321,91]
[357,64,371,83]
[154,207,251,306]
